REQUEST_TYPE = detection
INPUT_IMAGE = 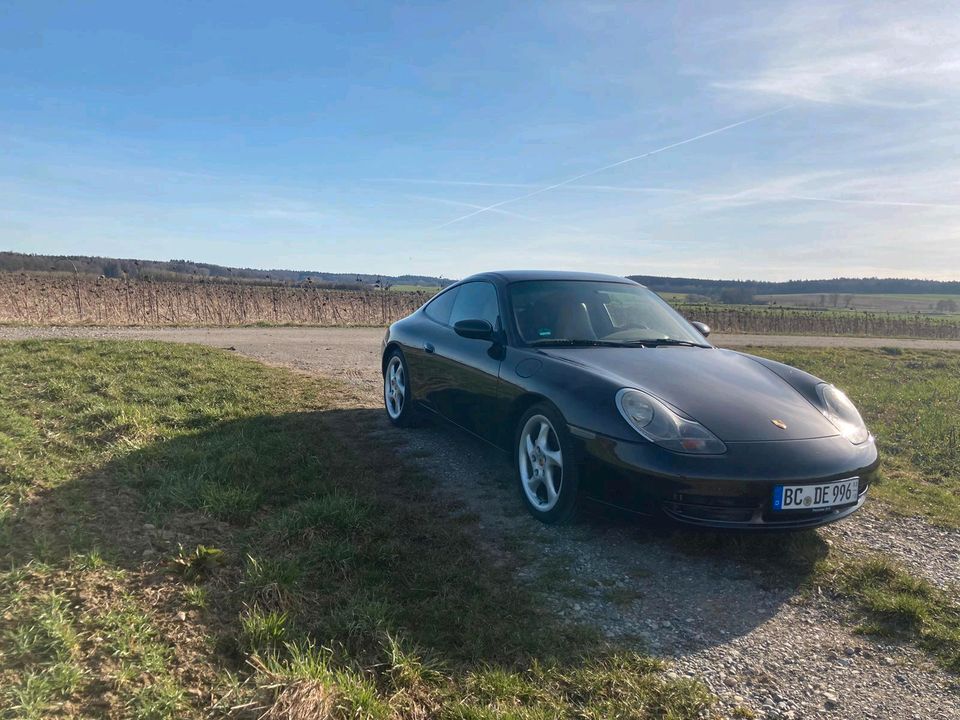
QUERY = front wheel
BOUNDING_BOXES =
[383,350,418,427]
[515,403,581,524]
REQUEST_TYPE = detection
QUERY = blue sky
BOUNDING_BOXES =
[2,1,958,280]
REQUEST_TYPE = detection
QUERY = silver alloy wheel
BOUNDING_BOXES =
[384,356,406,419]
[519,414,564,511]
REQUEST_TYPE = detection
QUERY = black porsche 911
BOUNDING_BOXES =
[381,270,878,529]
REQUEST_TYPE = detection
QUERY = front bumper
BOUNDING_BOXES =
[572,426,879,530]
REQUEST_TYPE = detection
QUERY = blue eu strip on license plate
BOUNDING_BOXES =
[772,485,784,510]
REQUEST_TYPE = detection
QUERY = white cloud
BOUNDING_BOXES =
[712,1,960,106]
[653,165,960,214]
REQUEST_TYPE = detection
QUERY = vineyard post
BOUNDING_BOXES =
[67,259,82,319]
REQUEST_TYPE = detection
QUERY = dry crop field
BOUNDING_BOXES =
[0,275,429,327]
[675,303,960,340]
[4,274,960,340]
[754,292,960,315]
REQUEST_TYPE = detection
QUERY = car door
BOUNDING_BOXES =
[427,281,505,443]
[404,285,459,412]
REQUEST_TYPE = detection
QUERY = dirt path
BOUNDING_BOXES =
[3,325,960,355]
[4,325,960,718]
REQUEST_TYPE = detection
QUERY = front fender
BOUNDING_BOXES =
[500,348,641,443]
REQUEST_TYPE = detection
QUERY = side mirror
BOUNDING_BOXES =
[690,321,711,338]
[454,318,495,341]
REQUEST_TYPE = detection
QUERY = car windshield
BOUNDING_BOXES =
[509,280,708,347]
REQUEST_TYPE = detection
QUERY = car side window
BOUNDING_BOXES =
[449,281,500,328]
[424,287,459,325]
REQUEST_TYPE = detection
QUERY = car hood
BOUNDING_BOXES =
[541,347,839,442]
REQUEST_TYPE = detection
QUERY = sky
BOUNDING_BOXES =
[1,1,958,281]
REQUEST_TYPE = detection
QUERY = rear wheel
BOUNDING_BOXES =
[515,403,580,523]
[383,350,418,427]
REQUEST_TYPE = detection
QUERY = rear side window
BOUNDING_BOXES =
[424,287,459,325]
[450,281,500,328]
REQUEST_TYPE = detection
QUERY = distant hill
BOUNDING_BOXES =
[630,274,960,303]
[0,251,448,289]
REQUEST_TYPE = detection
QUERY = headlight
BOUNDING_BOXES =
[615,388,726,454]
[817,383,870,445]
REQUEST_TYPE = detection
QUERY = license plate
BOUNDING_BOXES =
[773,478,859,511]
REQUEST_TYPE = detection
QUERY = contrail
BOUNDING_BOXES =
[434,105,793,229]
[376,177,691,195]
[787,194,960,210]
[407,194,589,233]
[372,178,534,189]
[405,194,541,221]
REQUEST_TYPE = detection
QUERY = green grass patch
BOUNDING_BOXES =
[0,340,712,718]
[389,283,440,293]
[827,556,960,672]
[749,348,960,527]
[669,531,960,672]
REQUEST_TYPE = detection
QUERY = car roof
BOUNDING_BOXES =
[462,270,642,285]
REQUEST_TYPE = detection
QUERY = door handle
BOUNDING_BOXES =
[423,342,435,354]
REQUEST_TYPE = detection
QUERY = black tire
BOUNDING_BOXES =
[514,402,581,524]
[383,349,419,427]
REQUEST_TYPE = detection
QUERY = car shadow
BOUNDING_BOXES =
[354,405,832,657]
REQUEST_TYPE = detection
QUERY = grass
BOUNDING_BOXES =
[0,340,712,719]
[655,291,690,303]
[754,292,960,315]
[668,525,960,673]
[827,556,960,672]
[389,283,440,293]
[748,348,960,527]
[672,302,960,338]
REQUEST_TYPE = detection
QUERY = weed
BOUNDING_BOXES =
[171,544,225,581]
[244,554,302,609]
[240,607,289,654]
[127,678,186,720]
[182,585,208,609]
[70,547,106,570]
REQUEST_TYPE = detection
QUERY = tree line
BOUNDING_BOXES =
[0,251,446,289]
[629,274,960,301]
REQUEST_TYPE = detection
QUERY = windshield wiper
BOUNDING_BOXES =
[529,339,631,348]
[622,338,710,348]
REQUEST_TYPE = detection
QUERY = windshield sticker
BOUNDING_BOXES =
[538,328,552,337]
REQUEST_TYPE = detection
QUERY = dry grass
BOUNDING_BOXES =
[677,303,960,339]
[5,274,960,338]
[0,275,430,326]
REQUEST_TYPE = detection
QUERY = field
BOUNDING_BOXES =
[4,275,960,342]
[0,341,711,719]
[2,338,960,718]
[654,291,691,303]
[0,275,429,327]
[389,284,442,294]
[675,303,960,339]
[756,292,960,315]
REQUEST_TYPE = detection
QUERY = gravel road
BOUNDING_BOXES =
[4,325,960,719]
